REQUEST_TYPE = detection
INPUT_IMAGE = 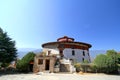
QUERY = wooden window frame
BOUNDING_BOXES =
[38,59,43,65]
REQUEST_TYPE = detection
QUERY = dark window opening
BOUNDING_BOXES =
[48,50,51,55]
[72,50,75,56]
[83,51,85,56]
[60,50,63,53]
[38,59,43,65]
[70,59,73,61]
[82,58,84,62]
[60,50,64,57]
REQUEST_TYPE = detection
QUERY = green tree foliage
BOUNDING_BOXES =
[83,60,89,63]
[0,27,17,67]
[74,63,81,72]
[74,63,94,73]
[16,52,35,72]
[117,53,120,64]
[94,54,108,73]
[94,50,119,74]
[106,50,118,73]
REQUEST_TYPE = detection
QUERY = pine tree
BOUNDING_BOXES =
[0,27,17,67]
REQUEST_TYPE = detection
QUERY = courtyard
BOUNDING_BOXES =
[0,73,120,80]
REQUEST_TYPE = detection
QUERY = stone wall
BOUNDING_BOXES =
[60,64,70,72]
[33,56,56,73]
[63,48,90,62]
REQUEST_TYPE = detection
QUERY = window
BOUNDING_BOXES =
[38,59,43,65]
[59,50,64,57]
[88,52,89,56]
[60,50,63,54]
[82,58,84,62]
[83,51,85,56]
[48,51,51,55]
[72,50,75,56]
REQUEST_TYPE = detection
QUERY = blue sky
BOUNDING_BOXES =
[0,0,120,50]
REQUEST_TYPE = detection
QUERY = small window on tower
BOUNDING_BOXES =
[72,50,75,56]
[83,51,85,56]
[82,58,84,62]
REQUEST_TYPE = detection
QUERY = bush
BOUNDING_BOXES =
[94,54,108,73]
[74,63,98,73]
[74,63,81,72]
[16,52,35,72]
[80,63,92,72]
[93,50,119,74]
[89,63,97,73]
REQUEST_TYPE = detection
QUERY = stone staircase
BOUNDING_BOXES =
[59,58,76,73]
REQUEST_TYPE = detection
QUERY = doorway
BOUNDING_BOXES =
[29,64,33,72]
[45,59,50,70]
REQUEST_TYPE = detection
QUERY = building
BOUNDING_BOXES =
[33,36,92,73]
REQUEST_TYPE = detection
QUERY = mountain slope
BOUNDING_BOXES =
[17,48,42,59]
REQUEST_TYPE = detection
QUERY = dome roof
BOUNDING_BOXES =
[42,36,92,48]
[57,36,74,42]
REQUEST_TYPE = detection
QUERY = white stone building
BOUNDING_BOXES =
[33,36,92,73]
[42,36,92,62]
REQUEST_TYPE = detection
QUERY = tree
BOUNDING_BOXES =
[117,53,120,64]
[106,50,118,73]
[0,27,17,67]
[94,54,108,73]
[94,50,119,74]
[16,52,35,72]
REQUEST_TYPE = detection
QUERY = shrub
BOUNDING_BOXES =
[80,63,91,72]
[90,63,97,73]
[74,63,81,72]
[16,52,35,72]
[74,63,98,73]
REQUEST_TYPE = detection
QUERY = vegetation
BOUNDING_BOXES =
[117,53,120,64]
[74,63,81,72]
[0,27,17,67]
[94,50,119,74]
[74,50,120,74]
[16,52,35,72]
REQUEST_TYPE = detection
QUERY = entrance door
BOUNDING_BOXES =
[45,59,50,70]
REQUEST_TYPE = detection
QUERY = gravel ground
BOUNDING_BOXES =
[0,73,120,80]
